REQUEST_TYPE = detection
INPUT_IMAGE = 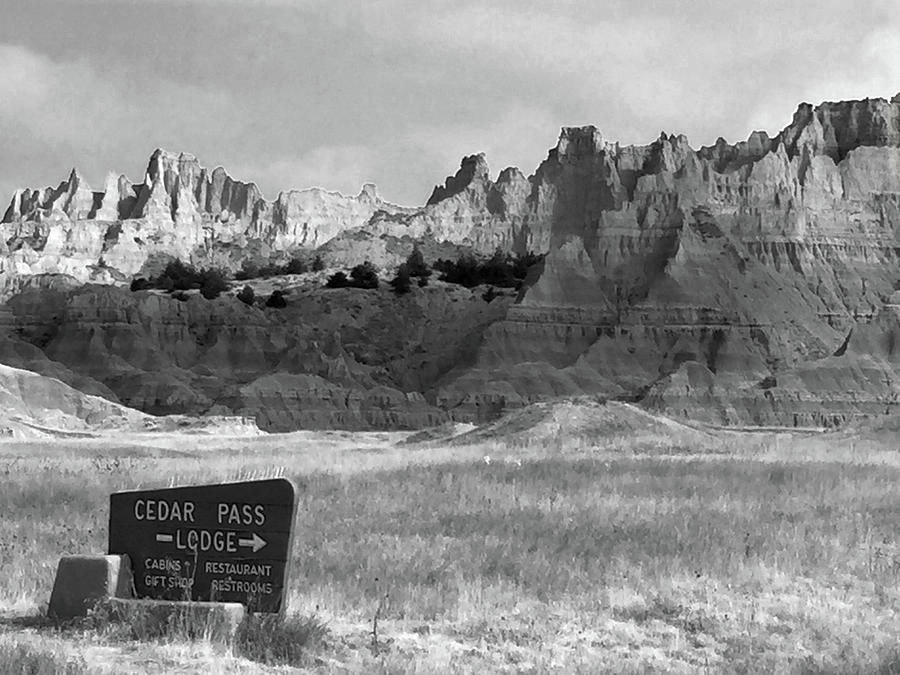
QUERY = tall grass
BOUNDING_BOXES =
[4,429,900,671]
[0,640,87,674]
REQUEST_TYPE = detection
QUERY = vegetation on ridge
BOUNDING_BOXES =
[325,261,380,290]
[327,246,545,296]
[130,260,230,299]
[235,255,315,280]
[433,249,544,289]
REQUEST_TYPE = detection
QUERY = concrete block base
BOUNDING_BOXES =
[103,598,246,644]
[47,554,133,619]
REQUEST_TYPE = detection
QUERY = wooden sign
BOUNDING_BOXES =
[108,478,298,613]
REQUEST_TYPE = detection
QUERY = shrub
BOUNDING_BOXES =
[311,255,325,272]
[324,261,383,290]
[481,248,515,287]
[172,290,190,302]
[266,290,287,308]
[325,271,350,288]
[157,275,175,292]
[435,254,480,287]
[199,268,229,299]
[435,250,544,288]
[512,251,543,278]
[482,286,499,303]
[161,259,203,290]
[350,261,379,289]
[284,257,307,275]
[390,263,412,295]
[235,257,307,280]
[406,245,431,278]
[130,277,150,292]
[235,261,259,281]
[235,613,327,667]
[237,285,255,306]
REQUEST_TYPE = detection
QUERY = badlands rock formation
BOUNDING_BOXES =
[0,279,511,431]
[432,95,900,427]
[0,147,530,294]
[2,93,899,429]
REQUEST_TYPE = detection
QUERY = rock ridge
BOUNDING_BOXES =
[3,93,900,428]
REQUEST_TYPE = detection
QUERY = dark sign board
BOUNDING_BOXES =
[109,478,298,613]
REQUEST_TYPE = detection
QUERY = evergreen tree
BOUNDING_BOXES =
[390,263,412,295]
[199,268,229,299]
[350,261,379,289]
[325,271,350,288]
[284,257,307,274]
[266,290,287,308]
[235,260,259,281]
[236,285,255,305]
[406,245,431,278]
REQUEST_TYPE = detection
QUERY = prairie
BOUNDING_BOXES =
[2,408,900,673]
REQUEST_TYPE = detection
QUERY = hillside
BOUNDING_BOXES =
[2,94,900,429]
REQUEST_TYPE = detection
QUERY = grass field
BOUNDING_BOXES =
[2,411,900,673]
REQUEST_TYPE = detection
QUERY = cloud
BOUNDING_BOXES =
[1,1,899,210]
[0,42,245,194]
[402,104,561,182]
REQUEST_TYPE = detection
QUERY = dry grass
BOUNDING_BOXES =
[2,417,900,672]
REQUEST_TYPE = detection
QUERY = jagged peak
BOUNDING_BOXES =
[426,153,492,206]
[777,94,900,162]
[148,147,197,163]
[66,167,87,186]
[556,125,607,158]
[358,183,378,201]
[497,166,526,184]
[460,153,490,178]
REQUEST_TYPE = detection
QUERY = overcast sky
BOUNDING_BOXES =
[1,0,898,207]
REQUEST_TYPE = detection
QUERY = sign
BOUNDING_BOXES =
[108,478,298,613]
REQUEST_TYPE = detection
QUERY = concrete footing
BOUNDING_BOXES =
[47,554,133,619]
[103,598,246,644]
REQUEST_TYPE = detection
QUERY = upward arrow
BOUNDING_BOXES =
[238,532,267,553]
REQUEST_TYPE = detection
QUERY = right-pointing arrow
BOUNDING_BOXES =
[238,532,267,553]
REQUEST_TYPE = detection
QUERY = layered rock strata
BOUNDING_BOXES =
[430,96,900,426]
[2,94,900,428]
[0,281,510,431]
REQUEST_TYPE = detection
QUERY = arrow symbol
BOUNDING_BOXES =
[238,533,267,553]
[156,533,173,543]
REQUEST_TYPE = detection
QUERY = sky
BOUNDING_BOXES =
[1,0,898,207]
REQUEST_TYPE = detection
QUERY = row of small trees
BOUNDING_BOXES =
[323,247,544,296]
[130,260,230,299]
[130,247,544,302]
[131,259,293,306]
[235,286,287,308]
[390,247,543,295]
[324,261,381,289]
[235,255,324,280]
[433,250,543,288]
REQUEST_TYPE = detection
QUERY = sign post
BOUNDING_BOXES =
[108,478,298,613]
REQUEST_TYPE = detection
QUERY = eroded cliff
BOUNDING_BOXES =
[3,94,900,429]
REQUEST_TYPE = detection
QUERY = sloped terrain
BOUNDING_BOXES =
[2,94,900,429]
[0,280,513,431]
[0,362,149,437]
[0,362,262,438]
[439,398,713,449]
